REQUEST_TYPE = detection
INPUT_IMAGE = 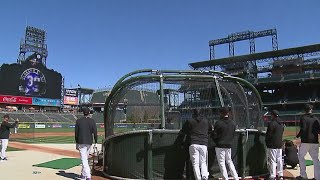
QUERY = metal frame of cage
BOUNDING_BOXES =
[102,69,265,179]
[104,69,262,135]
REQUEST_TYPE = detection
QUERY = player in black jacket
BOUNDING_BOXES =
[75,107,97,180]
[180,109,212,180]
[212,106,239,180]
[296,104,320,180]
[0,114,18,161]
[265,110,284,180]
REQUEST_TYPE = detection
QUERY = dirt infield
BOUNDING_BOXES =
[10,141,79,157]
[11,132,74,138]
[7,141,297,179]
[8,142,107,180]
[283,129,298,137]
[7,130,298,179]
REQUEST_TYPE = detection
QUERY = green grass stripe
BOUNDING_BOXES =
[284,126,300,131]
[282,135,296,140]
[17,128,105,133]
[12,136,76,144]
[7,146,24,151]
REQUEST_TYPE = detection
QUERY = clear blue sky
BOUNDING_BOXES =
[0,0,319,90]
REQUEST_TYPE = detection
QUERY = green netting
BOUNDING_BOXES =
[104,132,147,178]
[103,130,268,179]
[244,131,268,176]
[103,70,265,179]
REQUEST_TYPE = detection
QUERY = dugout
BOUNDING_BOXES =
[103,69,267,179]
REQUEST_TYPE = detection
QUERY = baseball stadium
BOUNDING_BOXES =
[0,26,319,179]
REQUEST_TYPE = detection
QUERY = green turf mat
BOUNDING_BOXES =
[33,158,81,170]
[306,159,313,166]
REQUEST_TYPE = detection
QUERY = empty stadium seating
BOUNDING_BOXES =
[91,90,109,104]
[0,111,82,123]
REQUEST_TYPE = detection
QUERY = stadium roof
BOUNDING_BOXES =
[76,87,94,94]
[189,43,320,69]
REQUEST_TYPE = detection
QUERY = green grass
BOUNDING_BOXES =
[17,128,105,133]
[282,135,296,140]
[283,126,299,140]
[7,146,24,151]
[13,136,76,144]
[284,126,299,131]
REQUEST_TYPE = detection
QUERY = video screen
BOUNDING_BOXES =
[0,60,62,99]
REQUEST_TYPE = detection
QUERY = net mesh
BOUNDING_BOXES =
[104,71,265,179]
[107,77,262,131]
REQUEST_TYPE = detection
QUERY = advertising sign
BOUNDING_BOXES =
[115,124,128,128]
[35,124,46,128]
[69,125,75,128]
[0,95,32,105]
[52,124,62,128]
[63,96,79,105]
[64,89,78,97]
[32,97,60,107]
[18,124,31,129]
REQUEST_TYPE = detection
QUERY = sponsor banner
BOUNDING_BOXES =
[35,124,46,129]
[32,97,60,107]
[18,124,31,129]
[99,124,104,128]
[64,96,78,105]
[115,124,128,128]
[69,125,75,128]
[0,95,32,105]
[52,124,62,128]
[64,89,78,97]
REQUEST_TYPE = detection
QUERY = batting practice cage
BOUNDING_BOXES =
[103,69,267,179]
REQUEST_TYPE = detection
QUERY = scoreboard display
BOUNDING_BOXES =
[0,60,62,99]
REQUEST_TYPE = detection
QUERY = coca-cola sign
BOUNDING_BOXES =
[3,97,17,103]
[0,95,32,105]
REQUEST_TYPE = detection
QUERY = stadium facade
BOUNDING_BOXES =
[189,28,320,125]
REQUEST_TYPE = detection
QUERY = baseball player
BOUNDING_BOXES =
[75,107,97,180]
[296,104,320,180]
[0,114,19,161]
[212,106,239,180]
[265,110,284,180]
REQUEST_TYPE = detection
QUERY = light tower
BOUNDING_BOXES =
[17,26,48,66]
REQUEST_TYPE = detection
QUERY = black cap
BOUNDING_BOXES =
[82,107,90,115]
[270,110,279,117]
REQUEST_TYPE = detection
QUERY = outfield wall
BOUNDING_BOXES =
[13,122,161,133]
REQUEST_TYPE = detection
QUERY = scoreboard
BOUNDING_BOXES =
[0,60,62,106]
